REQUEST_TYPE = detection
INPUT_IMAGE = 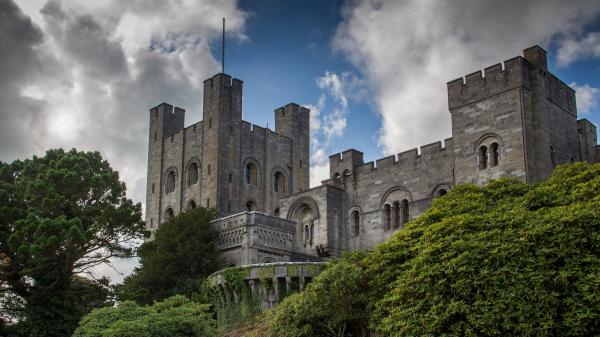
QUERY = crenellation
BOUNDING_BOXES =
[375,155,396,168]
[447,56,529,110]
[398,148,419,162]
[483,63,503,78]
[420,141,444,155]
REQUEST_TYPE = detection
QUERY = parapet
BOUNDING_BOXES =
[149,102,185,139]
[447,53,530,110]
[353,138,453,175]
[203,72,243,91]
[329,149,364,177]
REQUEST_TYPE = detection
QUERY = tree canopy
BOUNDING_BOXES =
[262,162,600,337]
[73,295,217,337]
[117,206,221,305]
[0,148,146,337]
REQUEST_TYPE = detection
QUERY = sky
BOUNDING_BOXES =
[3,0,600,282]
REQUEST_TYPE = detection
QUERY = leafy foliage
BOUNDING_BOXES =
[368,162,600,336]
[117,207,220,305]
[0,148,146,337]
[261,162,600,337]
[73,295,218,337]
[267,252,370,337]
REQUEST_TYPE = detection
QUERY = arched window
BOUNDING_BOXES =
[187,200,196,209]
[478,145,488,170]
[227,202,231,213]
[245,163,258,185]
[401,199,409,226]
[206,198,210,208]
[246,200,255,212]
[332,173,341,188]
[550,146,557,167]
[274,171,285,193]
[165,208,174,221]
[166,170,176,193]
[228,173,232,183]
[274,208,280,216]
[490,143,500,167]
[393,201,401,228]
[187,162,199,186]
[384,204,392,230]
[351,210,360,237]
[436,188,448,197]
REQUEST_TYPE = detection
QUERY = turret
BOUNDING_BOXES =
[202,73,243,217]
[145,103,185,230]
[275,103,310,192]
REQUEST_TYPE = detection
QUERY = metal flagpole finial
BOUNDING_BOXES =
[222,18,225,74]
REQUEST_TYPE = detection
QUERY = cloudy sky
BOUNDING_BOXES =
[4,0,600,281]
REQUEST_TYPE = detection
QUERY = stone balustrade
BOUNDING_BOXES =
[207,261,327,309]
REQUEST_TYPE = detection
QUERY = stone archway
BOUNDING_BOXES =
[287,197,319,251]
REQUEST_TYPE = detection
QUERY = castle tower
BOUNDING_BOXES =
[447,45,583,184]
[202,73,243,217]
[145,103,185,229]
[275,103,310,192]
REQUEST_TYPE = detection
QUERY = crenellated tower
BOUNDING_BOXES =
[145,103,185,229]
[202,73,243,217]
[275,103,310,193]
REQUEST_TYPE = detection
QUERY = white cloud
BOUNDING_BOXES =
[571,82,600,115]
[557,32,600,66]
[333,0,600,155]
[306,71,363,186]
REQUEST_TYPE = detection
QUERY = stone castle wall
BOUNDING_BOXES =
[146,45,600,266]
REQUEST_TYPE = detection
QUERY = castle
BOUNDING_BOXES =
[146,46,599,267]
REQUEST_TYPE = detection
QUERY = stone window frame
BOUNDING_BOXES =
[550,145,557,167]
[243,158,261,186]
[474,133,504,171]
[272,167,287,193]
[348,206,363,237]
[380,186,413,230]
[245,199,257,212]
[432,184,451,198]
[185,158,201,187]
[164,166,178,194]
[164,207,175,221]
[383,203,392,231]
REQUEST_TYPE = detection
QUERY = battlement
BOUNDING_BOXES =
[353,138,453,175]
[329,149,364,177]
[203,72,243,90]
[149,102,185,139]
[447,55,529,110]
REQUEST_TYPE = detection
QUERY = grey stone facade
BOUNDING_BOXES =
[146,46,600,266]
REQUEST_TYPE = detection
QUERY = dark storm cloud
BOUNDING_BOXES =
[0,0,247,282]
[0,0,58,160]
[41,0,128,81]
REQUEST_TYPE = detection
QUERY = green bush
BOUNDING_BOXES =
[73,295,217,337]
[267,252,370,337]
[262,163,600,337]
[116,207,220,305]
[368,162,600,336]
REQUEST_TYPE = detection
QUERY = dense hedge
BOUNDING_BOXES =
[265,163,600,337]
[73,295,217,337]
